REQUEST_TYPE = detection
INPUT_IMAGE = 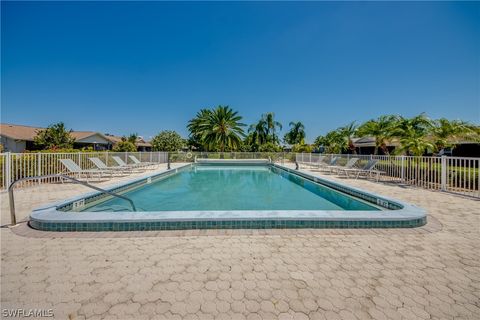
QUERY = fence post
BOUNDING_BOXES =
[401,155,405,182]
[37,154,42,185]
[105,151,109,165]
[6,152,12,188]
[441,155,447,191]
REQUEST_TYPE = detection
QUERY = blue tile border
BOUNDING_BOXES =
[29,217,427,232]
[29,162,427,232]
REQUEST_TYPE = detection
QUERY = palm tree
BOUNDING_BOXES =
[339,121,357,154]
[430,118,479,153]
[357,115,399,155]
[393,114,433,156]
[263,112,282,143]
[187,106,246,152]
[315,130,347,154]
[248,120,268,146]
[284,121,306,145]
[187,109,213,151]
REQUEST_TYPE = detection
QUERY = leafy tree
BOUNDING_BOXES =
[112,137,137,152]
[152,130,185,151]
[258,142,282,152]
[248,112,282,146]
[126,133,139,145]
[430,118,479,153]
[34,122,76,150]
[393,114,433,156]
[284,121,306,145]
[292,144,313,153]
[314,131,347,154]
[339,121,357,154]
[187,105,246,152]
[187,109,212,151]
[357,115,399,154]
[263,112,282,143]
[248,120,269,147]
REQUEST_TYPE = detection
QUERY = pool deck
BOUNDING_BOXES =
[1,163,479,319]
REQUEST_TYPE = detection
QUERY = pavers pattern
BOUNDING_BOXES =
[1,165,479,319]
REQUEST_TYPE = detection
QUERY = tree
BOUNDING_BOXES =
[339,121,357,154]
[112,137,137,152]
[357,115,399,154]
[248,120,268,147]
[187,109,212,151]
[187,105,246,152]
[430,118,479,153]
[258,142,282,152]
[314,130,347,154]
[263,112,282,143]
[34,122,76,150]
[151,130,185,151]
[248,112,282,146]
[393,114,433,156]
[284,121,306,145]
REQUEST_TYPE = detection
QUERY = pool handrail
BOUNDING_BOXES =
[7,174,137,225]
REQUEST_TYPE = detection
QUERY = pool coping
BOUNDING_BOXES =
[29,163,427,231]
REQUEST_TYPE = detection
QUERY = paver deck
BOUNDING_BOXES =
[1,163,479,319]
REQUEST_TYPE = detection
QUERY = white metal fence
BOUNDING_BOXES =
[296,153,480,198]
[1,151,478,198]
[0,151,168,190]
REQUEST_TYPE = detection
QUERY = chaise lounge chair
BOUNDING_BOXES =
[340,159,384,181]
[128,155,158,169]
[59,159,111,182]
[111,156,146,170]
[89,157,131,175]
[327,157,360,174]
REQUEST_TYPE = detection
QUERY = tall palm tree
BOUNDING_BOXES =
[339,121,357,154]
[284,121,306,145]
[187,106,246,152]
[248,121,268,146]
[430,118,479,153]
[263,112,282,143]
[357,115,399,155]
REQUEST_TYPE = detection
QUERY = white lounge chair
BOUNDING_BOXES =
[128,155,158,169]
[328,157,360,174]
[59,159,110,182]
[89,157,131,175]
[111,156,145,170]
[341,159,384,181]
[316,156,339,171]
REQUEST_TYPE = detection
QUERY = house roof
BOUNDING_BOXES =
[0,123,151,147]
[1,124,43,141]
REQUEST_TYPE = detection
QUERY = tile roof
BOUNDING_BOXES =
[0,123,151,146]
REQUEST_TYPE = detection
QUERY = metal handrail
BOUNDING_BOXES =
[8,174,137,225]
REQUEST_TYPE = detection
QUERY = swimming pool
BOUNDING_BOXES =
[30,162,426,231]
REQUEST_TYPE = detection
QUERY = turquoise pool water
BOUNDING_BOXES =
[84,165,379,212]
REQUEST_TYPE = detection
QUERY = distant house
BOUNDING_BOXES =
[0,123,151,152]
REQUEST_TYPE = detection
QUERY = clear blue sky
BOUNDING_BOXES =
[1,1,479,142]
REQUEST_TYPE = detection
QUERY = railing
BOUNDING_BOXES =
[0,151,168,190]
[1,151,478,199]
[296,153,480,198]
[8,174,137,225]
